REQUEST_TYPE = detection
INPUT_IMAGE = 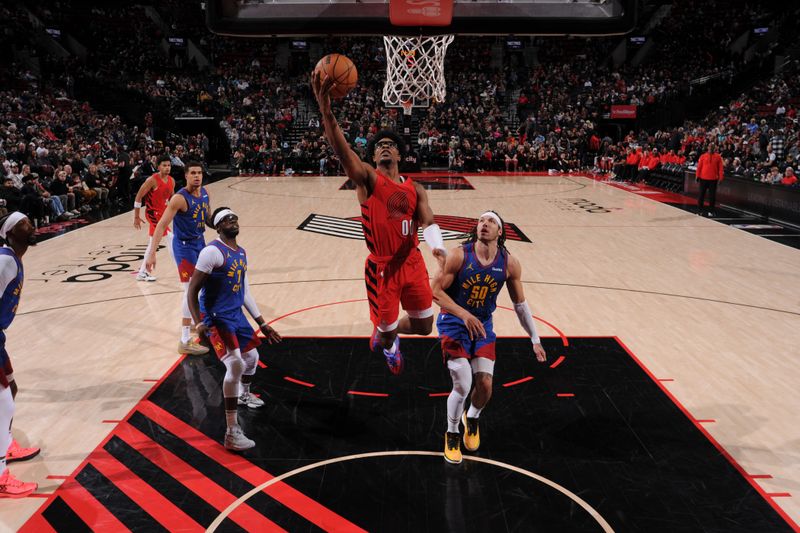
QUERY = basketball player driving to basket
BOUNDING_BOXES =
[312,68,447,376]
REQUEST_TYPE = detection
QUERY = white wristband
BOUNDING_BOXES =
[513,300,540,344]
[133,201,142,208]
[423,224,446,253]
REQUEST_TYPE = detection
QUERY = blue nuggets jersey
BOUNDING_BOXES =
[174,187,209,241]
[200,241,247,317]
[445,243,507,321]
[0,247,23,330]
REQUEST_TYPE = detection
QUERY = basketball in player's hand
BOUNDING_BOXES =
[314,53,358,99]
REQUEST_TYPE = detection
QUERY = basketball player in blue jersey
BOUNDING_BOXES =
[146,161,210,356]
[0,213,39,496]
[432,211,547,464]
[187,207,282,451]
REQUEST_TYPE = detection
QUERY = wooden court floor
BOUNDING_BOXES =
[2,172,798,530]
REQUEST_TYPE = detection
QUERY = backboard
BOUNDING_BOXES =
[206,0,639,37]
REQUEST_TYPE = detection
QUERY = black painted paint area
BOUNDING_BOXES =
[144,337,791,532]
[41,497,92,532]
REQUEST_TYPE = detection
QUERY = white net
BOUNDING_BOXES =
[382,35,454,110]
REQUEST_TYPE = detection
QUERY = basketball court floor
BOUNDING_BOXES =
[2,172,798,531]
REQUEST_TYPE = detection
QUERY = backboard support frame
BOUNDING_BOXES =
[206,0,639,38]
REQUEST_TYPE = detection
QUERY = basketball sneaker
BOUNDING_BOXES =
[462,412,480,452]
[224,425,255,451]
[238,391,264,408]
[370,327,382,352]
[6,440,40,463]
[136,271,157,282]
[178,340,209,356]
[0,469,37,498]
[444,432,462,464]
[383,337,403,375]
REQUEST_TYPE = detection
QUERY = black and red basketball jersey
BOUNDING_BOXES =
[144,174,175,225]
[360,171,419,258]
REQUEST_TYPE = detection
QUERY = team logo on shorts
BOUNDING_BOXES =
[297,214,532,243]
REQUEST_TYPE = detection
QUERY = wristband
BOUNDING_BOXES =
[423,224,446,253]
[133,201,142,208]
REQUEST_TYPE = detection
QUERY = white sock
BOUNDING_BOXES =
[467,404,483,419]
[181,326,192,343]
[446,358,472,433]
[139,236,154,275]
[241,382,250,397]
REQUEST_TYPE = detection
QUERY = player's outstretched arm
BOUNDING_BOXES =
[133,176,155,229]
[145,193,187,273]
[506,255,546,362]
[242,274,282,344]
[186,269,209,337]
[311,69,372,187]
[431,247,486,340]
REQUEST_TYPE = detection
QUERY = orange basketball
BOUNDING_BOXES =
[315,53,358,99]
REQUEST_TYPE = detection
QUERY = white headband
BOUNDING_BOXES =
[0,212,27,239]
[479,211,502,228]
[213,208,236,228]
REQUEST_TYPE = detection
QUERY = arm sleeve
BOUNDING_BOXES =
[0,255,18,294]
[194,244,224,274]
[242,275,262,320]
[513,300,541,344]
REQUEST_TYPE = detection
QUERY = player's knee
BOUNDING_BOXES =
[222,352,245,380]
[475,377,492,400]
[448,358,472,397]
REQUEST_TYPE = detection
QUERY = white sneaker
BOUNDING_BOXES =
[136,271,157,282]
[238,391,264,408]
[224,425,255,451]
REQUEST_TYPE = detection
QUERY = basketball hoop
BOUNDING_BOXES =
[382,35,454,110]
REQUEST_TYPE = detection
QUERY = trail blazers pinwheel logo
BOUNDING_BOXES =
[297,214,532,243]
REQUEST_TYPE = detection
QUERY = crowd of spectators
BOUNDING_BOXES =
[1,0,796,214]
[0,85,209,229]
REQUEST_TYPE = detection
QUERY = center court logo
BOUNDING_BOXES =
[31,243,166,283]
[297,214,532,243]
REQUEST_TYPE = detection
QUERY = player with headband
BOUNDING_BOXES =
[0,213,40,496]
[432,210,547,464]
[187,207,282,451]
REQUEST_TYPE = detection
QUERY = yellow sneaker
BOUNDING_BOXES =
[462,412,480,452]
[178,340,209,356]
[444,432,462,464]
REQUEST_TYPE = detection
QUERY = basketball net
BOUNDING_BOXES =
[382,34,454,110]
